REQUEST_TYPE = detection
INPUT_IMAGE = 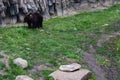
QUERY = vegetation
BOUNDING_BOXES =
[0,4,120,80]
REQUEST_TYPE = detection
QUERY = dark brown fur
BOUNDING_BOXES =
[24,12,43,28]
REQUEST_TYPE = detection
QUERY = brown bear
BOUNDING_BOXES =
[24,12,43,28]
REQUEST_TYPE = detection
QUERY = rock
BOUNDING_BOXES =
[13,58,28,69]
[40,29,44,32]
[102,24,109,26]
[49,69,92,80]
[15,75,33,80]
[39,76,45,80]
[59,63,81,72]
[29,64,52,75]
[0,70,7,76]
[0,36,2,39]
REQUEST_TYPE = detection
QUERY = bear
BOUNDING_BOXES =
[24,12,43,28]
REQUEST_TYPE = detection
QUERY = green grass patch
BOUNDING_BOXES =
[0,4,120,79]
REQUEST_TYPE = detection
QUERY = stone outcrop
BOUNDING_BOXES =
[49,69,92,80]
[0,0,119,27]
[50,63,92,80]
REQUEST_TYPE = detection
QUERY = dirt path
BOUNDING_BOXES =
[83,31,120,80]
[83,45,107,80]
[96,31,120,80]
[97,31,120,47]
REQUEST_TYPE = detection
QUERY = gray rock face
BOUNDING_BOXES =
[15,75,33,80]
[59,63,81,72]
[49,69,92,80]
[13,58,28,69]
[0,0,119,27]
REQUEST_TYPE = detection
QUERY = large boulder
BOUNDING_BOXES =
[49,69,92,80]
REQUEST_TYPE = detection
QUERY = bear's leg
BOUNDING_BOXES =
[27,22,32,28]
[40,23,43,28]
[35,24,38,28]
[39,22,43,28]
[36,24,39,28]
[32,23,38,29]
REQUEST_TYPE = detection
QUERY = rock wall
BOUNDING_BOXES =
[0,0,119,27]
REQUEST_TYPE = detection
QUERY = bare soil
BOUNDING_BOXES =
[83,47,106,80]
[83,31,120,80]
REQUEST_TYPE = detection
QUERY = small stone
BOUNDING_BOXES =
[74,27,77,30]
[40,29,44,32]
[0,36,2,39]
[15,75,33,80]
[102,24,109,26]
[49,69,92,80]
[13,58,28,69]
[59,63,81,72]
[0,70,7,76]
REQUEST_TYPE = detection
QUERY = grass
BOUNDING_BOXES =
[0,4,120,80]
